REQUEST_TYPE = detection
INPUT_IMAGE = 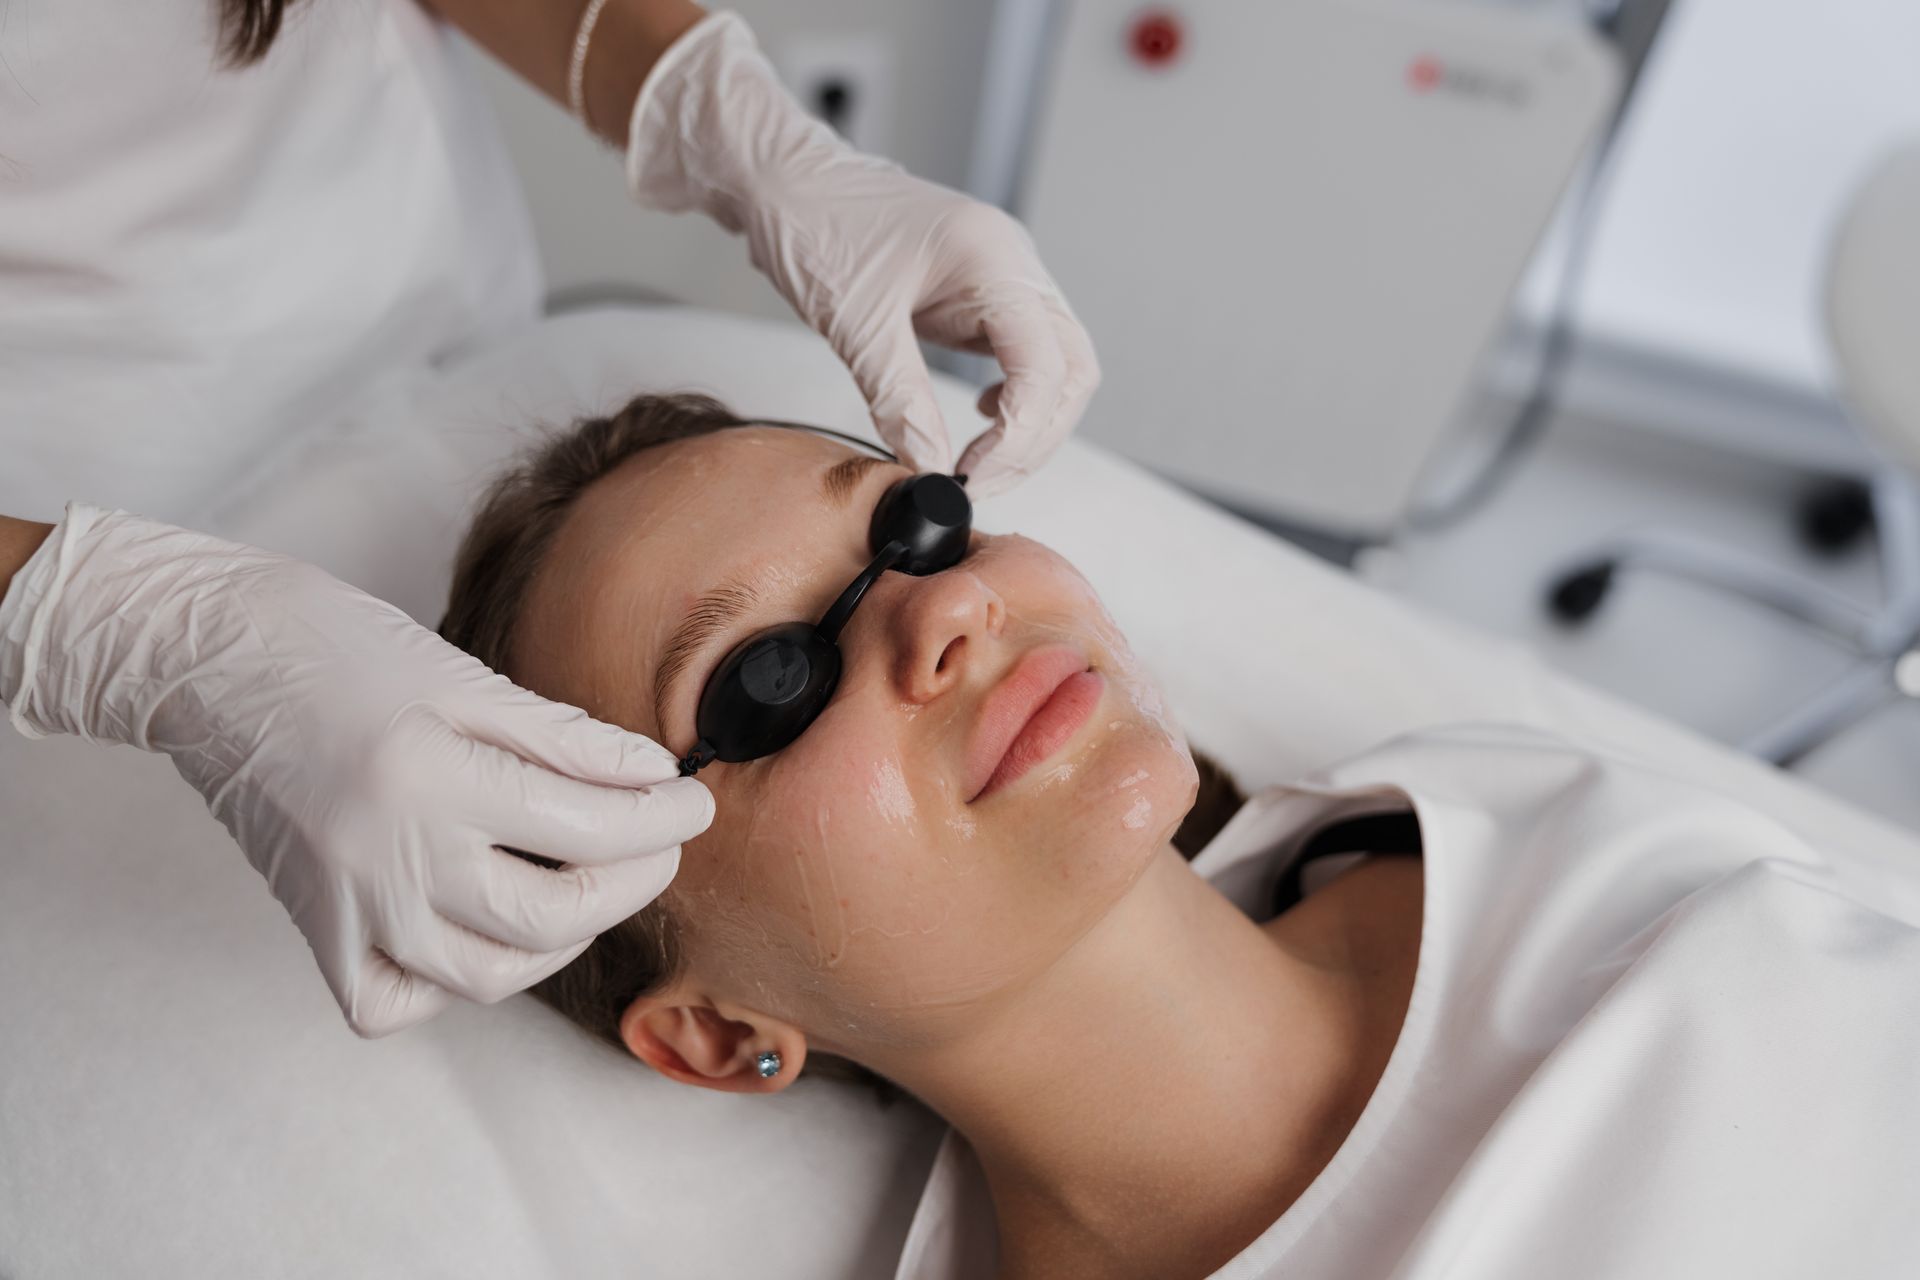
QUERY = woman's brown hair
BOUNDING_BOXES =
[217,0,299,67]
[438,391,1245,1094]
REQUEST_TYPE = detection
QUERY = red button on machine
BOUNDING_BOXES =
[1129,9,1184,68]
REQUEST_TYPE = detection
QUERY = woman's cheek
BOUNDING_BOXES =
[705,730,1019,1020]
[718,722,928,974]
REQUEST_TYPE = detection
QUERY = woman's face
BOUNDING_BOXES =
[512,428,1196,1056]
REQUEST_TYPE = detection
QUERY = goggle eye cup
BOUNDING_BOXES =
[684,623,842,771]
[678,472,974,776]
[871,473,971,576]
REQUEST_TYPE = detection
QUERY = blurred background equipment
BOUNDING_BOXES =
[1011,0,1619,541]
[1545,142,1920,767]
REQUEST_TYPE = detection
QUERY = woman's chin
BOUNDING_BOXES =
[1039,730,1199,888]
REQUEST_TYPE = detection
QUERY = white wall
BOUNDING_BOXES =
[458,1,995,320]
[1570,0,1920,393]
[1509,0,1920,468]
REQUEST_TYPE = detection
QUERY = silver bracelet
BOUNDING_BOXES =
[568,0,615,134]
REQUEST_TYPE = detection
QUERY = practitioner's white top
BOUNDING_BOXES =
[895,722,1920,1278]
[0,0,542,526]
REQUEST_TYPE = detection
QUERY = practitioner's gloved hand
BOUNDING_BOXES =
[0,504,713,1038]
[624,10,1100,500]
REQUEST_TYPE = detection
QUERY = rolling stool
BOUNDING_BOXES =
[1544,141,1920,767]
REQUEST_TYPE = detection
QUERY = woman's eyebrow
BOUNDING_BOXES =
[652,578,760,737]
[822,454,889,507]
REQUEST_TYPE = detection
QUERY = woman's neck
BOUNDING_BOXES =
[879,844,1386,1280]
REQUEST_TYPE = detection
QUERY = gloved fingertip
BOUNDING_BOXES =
[618,775,718,855]
[879,404,953,474]
[576,844,683,923]
[347,962,452,1039]
[511,936,597,994]
[561,719,683,786]
[620,733,690,781]
[962,432,1047,499]
[624,844,684,909]
[956,465,1014,502]
[647,775,716,840]
[955,424,1008,485]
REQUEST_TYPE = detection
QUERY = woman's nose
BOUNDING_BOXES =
[882,568,1006,705]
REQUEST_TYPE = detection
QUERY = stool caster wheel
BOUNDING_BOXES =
[1797,478,1873,556]
[1547,561,1614,625]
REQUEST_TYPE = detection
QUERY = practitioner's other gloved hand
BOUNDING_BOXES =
[625,10,1100,500]
[0,504,713,1038]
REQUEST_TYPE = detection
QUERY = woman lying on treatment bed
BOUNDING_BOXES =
[438,395,1920,1280]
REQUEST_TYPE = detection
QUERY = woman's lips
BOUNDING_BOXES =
[966,644,1106,802]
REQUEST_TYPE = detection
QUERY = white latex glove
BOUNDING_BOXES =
[0,504,713,1038]
[625,10,1100,500]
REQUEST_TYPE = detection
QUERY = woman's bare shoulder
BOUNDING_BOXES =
[1261,855,1424,982]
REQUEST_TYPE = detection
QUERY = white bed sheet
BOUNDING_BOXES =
[3,306,1915,1278]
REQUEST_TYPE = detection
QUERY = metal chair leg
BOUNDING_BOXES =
[1572,529,1878,647]
[1739,660,1899,766]
[1543,463,1920,768]
[1863,469,1920,651]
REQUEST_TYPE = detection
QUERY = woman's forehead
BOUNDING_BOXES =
[619,426,857,499]
[571,427,865,557]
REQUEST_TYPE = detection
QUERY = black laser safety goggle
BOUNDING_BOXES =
[675,423,973,777]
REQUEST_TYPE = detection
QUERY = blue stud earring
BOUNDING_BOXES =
[754,1051,782,1080]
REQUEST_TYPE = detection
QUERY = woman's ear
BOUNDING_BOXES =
[618,984,809,1093]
